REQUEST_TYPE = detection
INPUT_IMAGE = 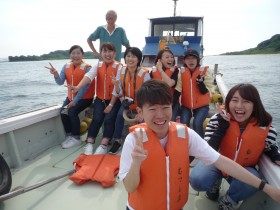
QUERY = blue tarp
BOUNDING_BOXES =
[142,36,202,56]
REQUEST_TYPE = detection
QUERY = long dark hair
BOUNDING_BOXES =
[225,83,272,126]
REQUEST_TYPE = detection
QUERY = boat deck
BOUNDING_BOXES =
[1,130,272,210]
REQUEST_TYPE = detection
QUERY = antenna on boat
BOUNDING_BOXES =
[173,0,178,16]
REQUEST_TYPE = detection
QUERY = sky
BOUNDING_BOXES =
[0,0,279,58]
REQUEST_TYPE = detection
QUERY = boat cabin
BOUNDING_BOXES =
[142,16,204,67]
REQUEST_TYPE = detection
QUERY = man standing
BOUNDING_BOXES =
[87,10,130,62]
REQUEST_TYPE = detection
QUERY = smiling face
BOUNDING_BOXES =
[184,56,198,71]
[70,48,84,66]
[101,47,116,64]
[229,90,254,127]
[138,104,172,139]
[160,51,175,69]
[125,51,139,70]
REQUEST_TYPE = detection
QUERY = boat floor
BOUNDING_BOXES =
[1,131,265,210]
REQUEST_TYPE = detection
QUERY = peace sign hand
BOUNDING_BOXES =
[45,62,59,77]
[111,73,119,86]
[132,128,148,165]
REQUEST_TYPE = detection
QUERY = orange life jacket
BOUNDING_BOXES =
[70,154,120,187]
[96,61,122,100]
[120,66,149,110]
[180,66,210,109]
[151,66,178,94]
[220,119,270,167]
[128,122,189,210]
[64,62,95,100]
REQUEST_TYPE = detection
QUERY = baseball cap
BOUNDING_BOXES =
[184,49,199,59]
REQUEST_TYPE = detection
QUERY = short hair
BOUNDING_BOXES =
[100,42,116,52]
[155,48,175,66]
[124,47,142,67]
[69,45,84,55]
[106,10,117,19]
[225,83,272,126]
[136,79,172,108]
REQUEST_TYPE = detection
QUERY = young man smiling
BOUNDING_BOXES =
[118,79,280,210]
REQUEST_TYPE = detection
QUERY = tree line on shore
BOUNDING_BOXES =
[221,34,280,55]
[8,34,280,62]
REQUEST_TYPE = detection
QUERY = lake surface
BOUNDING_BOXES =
[0,55,279,142]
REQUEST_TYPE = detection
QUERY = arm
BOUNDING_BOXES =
[175,72,182,92]
[111,65,123,96]
[214,155,280,202]
[156,61,175,87]
[55,66,66,85]
[170,67,179,88]
[103,95,119,114]
[143,71,151,82]
[87,38,100,59]
[45,62,65,85]
[76,76,91,92]
[173,89,181,107]
[72,66,92,104]
[196,74,208,95]
[73,64,98,93]
[264,126,280,165]
[120,27,130,48]
[123,160,142,193]
[123,130,148,193]
[206,114,229,151]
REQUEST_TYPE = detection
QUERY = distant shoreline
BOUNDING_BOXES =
[6,34,280,62]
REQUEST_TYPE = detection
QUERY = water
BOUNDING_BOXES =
[0,55,280,139]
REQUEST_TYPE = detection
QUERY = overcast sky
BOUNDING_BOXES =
[0,0,279,58]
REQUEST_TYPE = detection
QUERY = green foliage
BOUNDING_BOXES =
[222,34,280,55]
[9,50,97,62]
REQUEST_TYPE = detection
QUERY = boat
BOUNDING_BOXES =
[142,14,204,67]
[0,1,280,209]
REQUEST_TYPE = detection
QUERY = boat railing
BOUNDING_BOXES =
[0,105,61,135]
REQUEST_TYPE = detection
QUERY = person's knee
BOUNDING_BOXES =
[189,172,204,190]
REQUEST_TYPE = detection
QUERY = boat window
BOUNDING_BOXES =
[174,23,195,36]
[153,23,196,37]
[154,24,173,37]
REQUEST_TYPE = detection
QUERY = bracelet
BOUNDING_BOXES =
[258,180,266,191]
[109,103,113,107]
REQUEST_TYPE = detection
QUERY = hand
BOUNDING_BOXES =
[196,74,204,83]
[68,85,79,93]
[264,184,280,203]
[134,114,144,123]
[45,62,59,77]
[67,101,76,108]
[111,74,119,86]
[156,60,163,73]
[93,51,101,59]
[104,105,112,113]
[216,103,231,122]
[132,128,148,165]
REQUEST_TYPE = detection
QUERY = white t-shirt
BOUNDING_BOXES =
[85,62,123,97]
[118,126,220,181]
